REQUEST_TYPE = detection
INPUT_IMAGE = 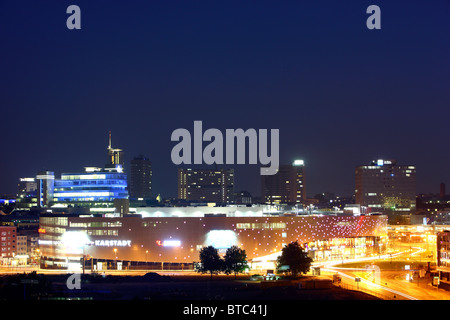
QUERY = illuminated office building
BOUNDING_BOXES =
[355,159,416,218]
[129,155,152,200]
[18,178,37,196]
[178,168,234,203]
[51,133,129,213]
[53,166,128,212]
[16,178,38,208]
[37,171,55,208]
[261,160,306,205]
[437,231,450,268]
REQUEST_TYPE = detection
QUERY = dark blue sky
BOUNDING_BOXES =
[1,1,449,199]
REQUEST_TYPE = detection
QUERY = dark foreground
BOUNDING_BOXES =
[0,272,378,300]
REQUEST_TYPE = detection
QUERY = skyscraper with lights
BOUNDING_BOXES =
[129,155,152,200]
[261,160,306,205]
[36,171,55,208]
[178,168,234,203]
[355,159,416,219]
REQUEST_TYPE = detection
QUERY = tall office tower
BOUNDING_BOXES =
[261,160,306,205]
[36,171,55,208]
[106,131,124,168]
[178,168,234,203]
[129,155,152,200]
[355,159,416,216]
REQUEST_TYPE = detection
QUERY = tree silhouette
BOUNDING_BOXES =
[198,246,223,280]
[276,241,312,278]
[224,245,249,279]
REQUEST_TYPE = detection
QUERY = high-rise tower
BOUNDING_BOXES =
[355,159,416,218]
[36,171,55,208]
[261,160,306,205]
[178,168,234,203]
[106,131,124,169]
[129,155,152,200]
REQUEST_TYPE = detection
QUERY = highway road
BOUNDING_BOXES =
[317,247,450,300]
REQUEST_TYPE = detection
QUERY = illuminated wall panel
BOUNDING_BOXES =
[39,215,387,264]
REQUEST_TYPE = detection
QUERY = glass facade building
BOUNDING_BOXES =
[53,166,128,208]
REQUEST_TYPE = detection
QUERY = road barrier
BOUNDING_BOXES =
[332,282,397,300]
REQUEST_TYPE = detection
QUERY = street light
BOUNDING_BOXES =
[35,248,40,268]
[113,248,118,270]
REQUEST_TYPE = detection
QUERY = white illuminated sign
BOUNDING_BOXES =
[39,238,132,248]
[205,230,237,249]
[80,174,106,180]
[94,239,131,247]
[38,239,59,246]
[162,240,181,247]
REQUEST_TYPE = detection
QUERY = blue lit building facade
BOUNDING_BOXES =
[53,166,128,211]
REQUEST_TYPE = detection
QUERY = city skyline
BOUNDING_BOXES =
[4,133,445,201]
[1,1,449,199]
[2,1,450,306]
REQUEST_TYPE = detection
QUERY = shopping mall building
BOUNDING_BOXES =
[38,207,387,271]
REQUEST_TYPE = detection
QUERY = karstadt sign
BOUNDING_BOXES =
[93,239,131,247]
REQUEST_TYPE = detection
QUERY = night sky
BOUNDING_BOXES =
[1,1,449,199]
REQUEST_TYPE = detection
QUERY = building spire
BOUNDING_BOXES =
[108,131,112,149]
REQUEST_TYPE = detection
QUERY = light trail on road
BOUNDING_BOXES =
[322,267,419,300]
[313,249,411,268]
[317,247,427,300]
